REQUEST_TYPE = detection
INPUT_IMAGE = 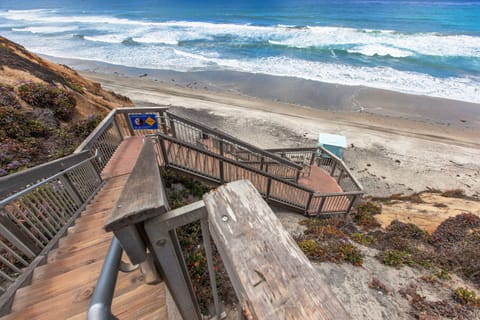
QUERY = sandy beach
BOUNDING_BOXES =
[59,59,480,199]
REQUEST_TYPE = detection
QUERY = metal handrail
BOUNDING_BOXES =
[87,237,123,320]
[0,150,98,207]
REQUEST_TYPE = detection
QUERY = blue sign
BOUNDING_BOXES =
[129,114,158,130]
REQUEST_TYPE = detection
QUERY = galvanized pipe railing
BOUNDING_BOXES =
[86,237,123,320]
[0,151,103,315]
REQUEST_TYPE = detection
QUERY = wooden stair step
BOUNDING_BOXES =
[36,241,111,280]
[48,235,112,261]
[4,270,148,320]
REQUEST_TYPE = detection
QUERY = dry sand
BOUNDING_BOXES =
[78,69,480,199]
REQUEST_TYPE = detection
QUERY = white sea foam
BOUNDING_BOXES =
[11,26,77,34]
[348,44,414,58]
[3,9,479,57]
[83,34,127,44]
[20,35,480,103]
[2,9,479,103]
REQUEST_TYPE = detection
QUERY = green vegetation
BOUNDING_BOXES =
[350,232,375,246]
[161,169,233,315]
[351,201,381,229]
[66,81,84,93]
[454,287,480,307]
[18,82,76,121]
[296,217,364,266]
[379,249,414,268]
[73,115,102,139]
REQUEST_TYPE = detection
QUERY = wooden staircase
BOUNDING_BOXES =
[0,138,167,320]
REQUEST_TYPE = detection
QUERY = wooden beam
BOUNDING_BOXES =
[203,180,350,320]
[105,138,168,232]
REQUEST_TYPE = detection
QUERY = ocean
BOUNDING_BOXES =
[0,0,479,103]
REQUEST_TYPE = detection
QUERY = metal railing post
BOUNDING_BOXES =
[61,175,83,205]
[317,196,326,216]
[145,227,202,320]
[337,169,344,183]
[112,115,124,141]
[158,138,169,167]
[330,161,337,176]
[219,140,225,184]
[305,193,313,216]
[266,177,272,200]
[346,195,357,213]
[122,112,134,137]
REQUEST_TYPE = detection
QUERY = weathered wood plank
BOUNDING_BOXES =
[203,180,350,320]
[105,138,167,232]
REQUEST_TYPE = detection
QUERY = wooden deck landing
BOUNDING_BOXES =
[1,138,166,320]
[298,166,343,194]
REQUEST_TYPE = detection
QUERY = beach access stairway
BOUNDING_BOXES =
[0,106,361,319]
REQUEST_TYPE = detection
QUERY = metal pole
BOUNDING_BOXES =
[87,237,122,320]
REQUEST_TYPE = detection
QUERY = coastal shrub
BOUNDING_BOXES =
[18,82,76,121]
[0,139,38,175]
[435,268,452,281]
[379,249,414,268]
[338,242,363,266]
[454,287,480,307]
[66,81,84,93]
[386,220,430,242]
[0,85,21,108]
[0,107,49,140]
[431,212,480,244]
[350,233,375,246]
[400,284,475,319]
[73,115,102,139]
[304,224,347,241]
[351,201,381,229]
[298,239,325,259]
[297,216,363,266]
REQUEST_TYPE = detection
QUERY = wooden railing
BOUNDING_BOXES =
[164,112,303,180]
[105,138,350,318]
[156,134,363,215]
[267,147,363,193]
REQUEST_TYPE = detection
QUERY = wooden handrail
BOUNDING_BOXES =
[204,180,351,319]
[105,137,168,232]
[166,112,303,170]
[158,134,313,193]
